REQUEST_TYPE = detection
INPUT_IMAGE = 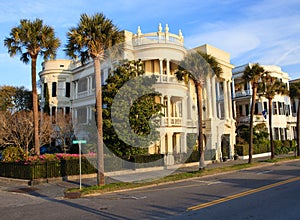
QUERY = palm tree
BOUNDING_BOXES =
[65,13,124,185]
[258,73,289,159]
[289,81,300,156]
[176,50,222,170]
[242,63,267,163]
[4,19,60,155]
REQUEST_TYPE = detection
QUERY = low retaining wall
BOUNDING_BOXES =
[239,152,271,160]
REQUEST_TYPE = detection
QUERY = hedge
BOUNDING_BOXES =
[236,140,296,156]
[0,158,97,180]
[0,154,165,180]
[274,140,296,155]
[121,154,164,169]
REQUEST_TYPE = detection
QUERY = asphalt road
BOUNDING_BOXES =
[1,159,300,220]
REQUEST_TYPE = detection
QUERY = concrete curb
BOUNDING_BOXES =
[0,176,30,185]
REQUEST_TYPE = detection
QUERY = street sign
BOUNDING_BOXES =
[72,140,87,144]
[262,109,267,119]
[71,139,86,189]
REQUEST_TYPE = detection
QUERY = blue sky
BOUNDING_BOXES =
[1,0,300,89]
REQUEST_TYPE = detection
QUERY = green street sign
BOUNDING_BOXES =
[72,140,87,144]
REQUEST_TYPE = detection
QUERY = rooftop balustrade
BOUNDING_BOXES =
[132,23,184,47]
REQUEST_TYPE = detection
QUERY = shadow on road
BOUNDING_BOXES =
[27,190,130,220]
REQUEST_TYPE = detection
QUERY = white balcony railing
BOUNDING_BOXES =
[132,31,184,47]
[235,90,252,98]
[162,117,183,126]
[157,75,185,85]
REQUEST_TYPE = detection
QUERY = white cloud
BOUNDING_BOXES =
[185,9,300,73]
[185,29,260,59]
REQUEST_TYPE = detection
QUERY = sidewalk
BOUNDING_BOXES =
[0,154,294,199]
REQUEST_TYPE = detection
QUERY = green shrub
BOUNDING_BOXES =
[254,139,270,154]
[274,140,295,155]
[2,146,25,162]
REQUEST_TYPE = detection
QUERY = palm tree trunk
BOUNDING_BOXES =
[268,98,275,159]
[196,83,205,170]
[248,85,257,163]
[94,57,105,185]
[31,57,40,155]
[297,99,300,156]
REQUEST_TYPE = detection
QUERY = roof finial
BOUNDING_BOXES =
[179,29,183,37]
[158,23,162,32]
[137,26,142,36]
[165,24,169,33]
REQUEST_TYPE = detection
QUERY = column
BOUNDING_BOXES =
[167,132,173,154]
[160,132,165,154]
[75,81,78,99]
[159,59,163,82]
[227,81,233,119]
[87,77,90,95]
[206,75,212,118]
[166,59,170,82]
[86,107,89,124]
[167,96,171,126]
[216,81,220,118]
[90,76,93,94]
[223,80,229,119]
[231,78,236,118]
[161,96,165,126]
[212,76,217,118]
[181,132,187,153]
[182,98,187,125]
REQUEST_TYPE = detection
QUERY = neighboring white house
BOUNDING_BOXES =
[232,64,297,140]
[39,24,237,164]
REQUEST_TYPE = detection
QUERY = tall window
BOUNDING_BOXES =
[285,104,290,116]
[272,102,278,115]
[66,82,70,97]
[274,127,279,140]
[263,101,268,111]
[91,75,95,89]
[52,82,57,97]
[292,100,296,114]
[77,107,87,124]
[43,83,48,98]
[280,128,286,140]
[255,103,259,115]
[238,105,243,116]
[65,107,70,115]
[278,102,284,115]
[78,78,87,92]
[163,97,168,117]
[245,104,249,116]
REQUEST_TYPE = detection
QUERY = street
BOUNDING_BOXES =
[1,160,300,219]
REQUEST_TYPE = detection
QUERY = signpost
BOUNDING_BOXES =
[72,140,87,189]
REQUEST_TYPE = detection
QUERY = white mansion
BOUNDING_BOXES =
[39,24,296,163]
[233,64,297,140]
